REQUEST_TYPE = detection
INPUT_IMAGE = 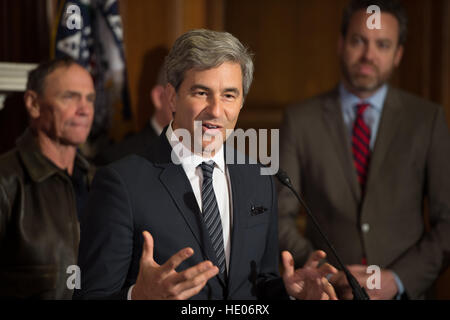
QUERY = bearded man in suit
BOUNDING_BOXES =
[278,0,450,300]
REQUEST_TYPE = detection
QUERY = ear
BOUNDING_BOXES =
[151,85,164,111]
[165,83,177,113]
[394,45,404,67]
[24,90,40,119]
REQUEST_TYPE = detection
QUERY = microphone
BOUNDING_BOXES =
[276,169,370,300]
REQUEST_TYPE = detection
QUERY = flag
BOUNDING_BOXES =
[52,0,131,152]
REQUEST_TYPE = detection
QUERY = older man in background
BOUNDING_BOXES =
[0,57,95,299]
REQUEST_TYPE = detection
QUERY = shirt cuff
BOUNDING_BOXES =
[392,272,405,300]
[127,284,135,300]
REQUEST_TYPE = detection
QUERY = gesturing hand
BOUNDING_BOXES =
[330,265,399,300]
[282,250,338,300]
[131,231,219,300]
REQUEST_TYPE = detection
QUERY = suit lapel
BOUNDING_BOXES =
[158,164,203,251]
[365,87,403,193]
[322,89,361,202]
[226,162,247,291]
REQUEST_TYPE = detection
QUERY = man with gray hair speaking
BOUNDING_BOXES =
[74,29,337,300]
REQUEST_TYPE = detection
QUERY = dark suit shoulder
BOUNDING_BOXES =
[389,87,442,114]
[238,163,275,189]
[105,153,157,178]
[385,87,446,132]
[242,162,274,181]
[225,146,275,180]
[95,125,158,165]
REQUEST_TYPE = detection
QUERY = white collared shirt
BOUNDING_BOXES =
[166,121,232,272]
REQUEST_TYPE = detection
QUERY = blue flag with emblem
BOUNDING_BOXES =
[52,0,131,148]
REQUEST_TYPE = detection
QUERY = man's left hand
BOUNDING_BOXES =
[281,250,338,300]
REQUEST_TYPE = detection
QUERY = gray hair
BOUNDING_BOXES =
[27,56,82,95]
[164,29,254,97]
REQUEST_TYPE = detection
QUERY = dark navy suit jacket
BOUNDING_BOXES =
[74,128,288,300]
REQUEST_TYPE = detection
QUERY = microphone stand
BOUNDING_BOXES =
[276,169,370,300]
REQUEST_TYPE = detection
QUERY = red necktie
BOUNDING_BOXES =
[352,103,371,194]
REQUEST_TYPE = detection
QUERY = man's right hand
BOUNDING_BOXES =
[330,265,399,300]
[131,231,219,300]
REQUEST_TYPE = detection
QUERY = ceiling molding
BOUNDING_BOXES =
[0,62,37,92]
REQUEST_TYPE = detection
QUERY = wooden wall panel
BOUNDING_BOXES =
[0,0,50,63]
[0,0,51,154]
[394,0,450,121]
[225,0,348,129]
[118,0,172,137]
[435,0,450,125]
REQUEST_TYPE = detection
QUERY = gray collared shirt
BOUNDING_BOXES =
[339,83,388,150]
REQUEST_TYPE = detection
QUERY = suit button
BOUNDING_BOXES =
[361,223,370,233]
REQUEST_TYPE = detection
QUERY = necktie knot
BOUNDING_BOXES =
[200,160,215,179]
[356,102,370,115]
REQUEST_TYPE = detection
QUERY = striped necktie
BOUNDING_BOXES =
[199,160,226,274]
[352,103,372,193]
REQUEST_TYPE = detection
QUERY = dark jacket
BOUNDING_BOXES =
[74,128,288,300]
[0,128,93,299]
[94,123,159,166]
[277,87,450,299]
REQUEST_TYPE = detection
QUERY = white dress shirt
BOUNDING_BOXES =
[166,122,233,271]
[128,122,232,299]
